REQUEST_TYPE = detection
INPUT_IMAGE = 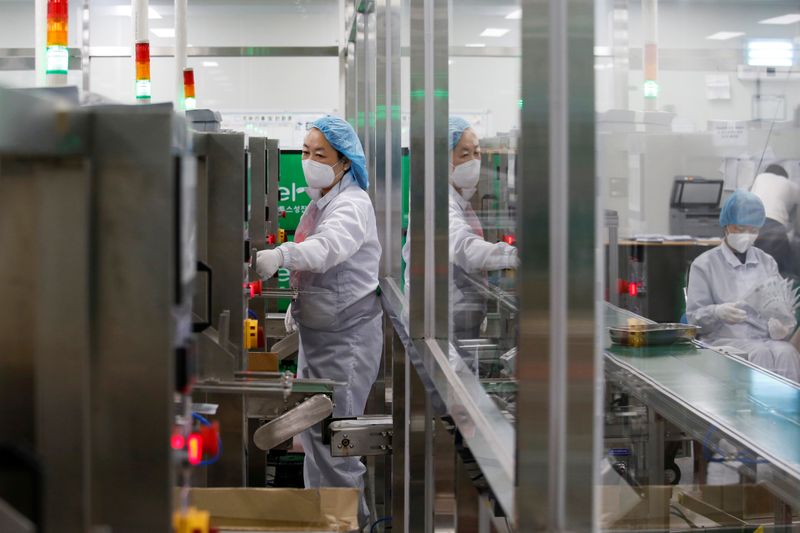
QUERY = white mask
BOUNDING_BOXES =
[302,158,344,189]
[727,232,758,254]
[450,159,481,189]
[305,187,321,202]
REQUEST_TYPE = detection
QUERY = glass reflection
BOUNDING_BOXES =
[447,117,518,382]
[598,0,800,528]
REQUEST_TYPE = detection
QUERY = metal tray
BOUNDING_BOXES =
[608,323,699,347]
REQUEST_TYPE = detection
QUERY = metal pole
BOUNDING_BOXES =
[35,0,47,86]
[81,0,90,92]
[174,0,188,111]
[517,0,597,530]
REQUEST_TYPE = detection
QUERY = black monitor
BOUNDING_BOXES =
[670,177,724,208]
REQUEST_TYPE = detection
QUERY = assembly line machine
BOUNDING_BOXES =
[2,87,800,532]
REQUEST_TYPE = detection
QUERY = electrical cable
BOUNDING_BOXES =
[370,516,391,533]
[751,63,795,186]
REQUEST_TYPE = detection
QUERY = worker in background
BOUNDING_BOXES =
[687,190,800,382]
[255,116,381,526]
[446,116,518,339]
[402,117,518,340]
[750,164,800,278]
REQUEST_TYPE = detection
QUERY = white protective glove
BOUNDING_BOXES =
[768,317,792,340]
[255,248,283,280]
[714,302,747,324]
[485,245,519,270]
[285,303,297,333]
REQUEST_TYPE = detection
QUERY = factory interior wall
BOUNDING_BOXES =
[0,0,796,129]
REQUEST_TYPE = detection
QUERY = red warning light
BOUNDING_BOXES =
[187,433,203,465]
[628,282,638,297]
[501,234,516,246]
[171,432,185,450]
[248,280,262,298]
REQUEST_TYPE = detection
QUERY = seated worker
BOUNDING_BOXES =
[751,164,800,278]
[687,189,800,383]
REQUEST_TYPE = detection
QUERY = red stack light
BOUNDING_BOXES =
[134,41,152,100]
[183,68,196,109]
[46,0,68,48]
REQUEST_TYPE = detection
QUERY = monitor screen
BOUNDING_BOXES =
[679,182,721,206]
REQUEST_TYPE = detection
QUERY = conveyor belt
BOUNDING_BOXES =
[604,303,800,509]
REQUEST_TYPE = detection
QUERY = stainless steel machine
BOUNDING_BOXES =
[0,87,196,532]
[187,120,344,490]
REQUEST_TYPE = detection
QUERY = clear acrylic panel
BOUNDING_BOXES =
[597,0,800,529]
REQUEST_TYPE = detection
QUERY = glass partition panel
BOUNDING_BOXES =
[448,1,520,407]
[597,0,800,529]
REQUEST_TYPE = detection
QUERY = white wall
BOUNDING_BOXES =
[597,0,800,128]
[0,0,796,133]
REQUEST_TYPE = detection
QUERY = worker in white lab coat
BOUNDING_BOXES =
[687,190,800,382]
[751,164,800,278]
[255,116,381,526]
[403,117,518,341]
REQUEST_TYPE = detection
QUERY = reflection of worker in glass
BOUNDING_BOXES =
[751,164,800,278]
[687,190,800,382]
[402,117,518,340]
[255,117,381,526]
[447,117,518,339]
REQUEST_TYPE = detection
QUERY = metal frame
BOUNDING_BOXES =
[517,0,597,531]
[0,90,190,532]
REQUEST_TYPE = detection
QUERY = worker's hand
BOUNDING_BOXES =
[714,302,747,324]
[768,317,792,340]
[255,249,283,280]
[486,244,519,270]
[285,303,297,333]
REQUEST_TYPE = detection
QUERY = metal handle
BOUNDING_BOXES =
[193,261,213,333]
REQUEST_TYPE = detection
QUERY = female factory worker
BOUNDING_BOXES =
[255,116,381,525]
[686,190,800,382]
[403,117,518,338]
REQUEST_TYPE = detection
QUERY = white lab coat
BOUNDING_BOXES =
[686,243,800,382]
[750,172,800,234]
[278,172,382,526]
[402,186,516,337]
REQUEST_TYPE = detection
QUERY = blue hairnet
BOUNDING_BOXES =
[449,116,472,150]
[310,116,368,190]
[719,189,766,228]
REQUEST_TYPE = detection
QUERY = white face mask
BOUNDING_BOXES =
[727,232,758,254]
[305,187,321,202]
[450,159,481,191]
[302,158,345,189]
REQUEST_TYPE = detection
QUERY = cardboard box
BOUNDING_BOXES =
[248,352,279,372]
[603,485,673,530]
[185,487,359,531]
[701,483,774,520]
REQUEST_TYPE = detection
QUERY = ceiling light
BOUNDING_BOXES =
[759,13,800,25]
[151,28,175,38]
[465,43,486,48]
[747,40,794,67]
[112,6,162,19]
[480,28,510,38]
[202,61,218,67]
[706,32,745,41]
[505,9,521,20]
